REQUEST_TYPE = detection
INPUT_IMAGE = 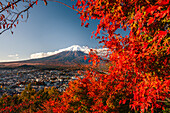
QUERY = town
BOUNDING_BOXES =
[0,68,84,98]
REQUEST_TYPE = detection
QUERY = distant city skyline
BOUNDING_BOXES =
[0,1,129,62]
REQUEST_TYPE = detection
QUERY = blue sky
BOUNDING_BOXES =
[0,1,129,62]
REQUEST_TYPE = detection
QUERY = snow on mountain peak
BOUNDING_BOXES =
[30,45,107,59]
[66,45,85,51]
[56,45,90,54]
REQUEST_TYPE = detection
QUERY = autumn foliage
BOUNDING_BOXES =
[46,0,169,112]
[0,0,170,113]
[0,84,60,113]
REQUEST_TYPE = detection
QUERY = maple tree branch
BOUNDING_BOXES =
[157,97,170,103]
[0,0,82,35]
[45,0,81,13]
[0,2,36,35]
[0,0,22,13]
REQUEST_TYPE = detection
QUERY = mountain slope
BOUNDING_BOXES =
[30,45,90,59]
[30,45,108,59]
[28,51,89,65]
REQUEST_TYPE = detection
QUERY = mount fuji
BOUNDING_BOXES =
[30,45,90,59]
[0,45,108,68]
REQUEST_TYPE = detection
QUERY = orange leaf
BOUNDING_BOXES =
[84,56,87,60]
[3,24,5,29]
[11,4,14,9]
[7,2,10,6]
[147,17,154,26]
[44,0,47,6]
[14,3,17,7]
[85,23,89,28]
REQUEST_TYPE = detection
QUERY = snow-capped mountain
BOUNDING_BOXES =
[0,45,108,68]
[61,45,90,53]
[30,45,107,59]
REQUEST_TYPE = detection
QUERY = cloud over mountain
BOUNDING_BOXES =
[30,51,60,59]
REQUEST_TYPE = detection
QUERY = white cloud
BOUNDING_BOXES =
[30,51,59,59]
[0,54,20,62]
[8,54,19,59]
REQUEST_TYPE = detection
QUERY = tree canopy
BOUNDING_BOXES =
[51,0,170,112]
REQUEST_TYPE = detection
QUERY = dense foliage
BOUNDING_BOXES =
[46,0,169,112]
[0,84,60,112]
[0,0,169,113]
